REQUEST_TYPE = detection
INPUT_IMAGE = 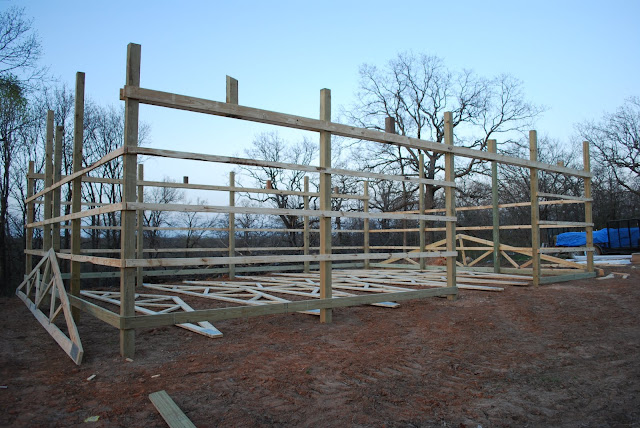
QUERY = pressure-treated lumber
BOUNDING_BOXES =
[363,181,370,269]
[418,154,426,270]
[319,88,332,323]
[583,141,594,273]
[26,147,125,205]
[120,86,591,178]
[81,290,223,338]
[444,112,457,294]
[43,110,53,253]
[15,249,84,364]
[530,131,541,287]
[488,139,500,273]
[25,161,34,274]
[303,176,310,272]
[228,171,236,278]
[537,192,591,202]
[136,164,144,287]
[52,126,63,253]
[126,202,455,223]
[149,390,197,428]
[120,42,140,358]
[123,250,456,268]
[128,146,454,187]
[122,286,458,329]
[28,203,124,228]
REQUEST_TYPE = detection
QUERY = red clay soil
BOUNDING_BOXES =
[1,268,639,427]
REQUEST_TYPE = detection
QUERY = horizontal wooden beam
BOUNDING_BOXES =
[59,262,366,279]
[141,179,370,200]
[25,147,125,204]
[127,202,456,222]
[123,250,457,268]
[27,203,124,228]
[121,86,591,178]
[55,252,122,268]
[538,221,594,227]
[537,192,592,202]
[127,146,453,187]
[67,295,122,328]
[121,286,458,329]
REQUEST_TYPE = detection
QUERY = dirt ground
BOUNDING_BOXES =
[1,267,639,427]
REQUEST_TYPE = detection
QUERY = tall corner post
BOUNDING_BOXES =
[71,72,85,321]
[443,112,457,298]
[583,141,594,273]
[488,139,500,273]
[303,176,310,273]
[363,181,370,269]
[529,130,541,287]
[52,126,63,253]
[418,153,426,270]
[25,161,35,275]
[136,164,144,287]
[319,88,332,323]
[120,43,141,358]
[228,171,236,279]
[43,110,54,253]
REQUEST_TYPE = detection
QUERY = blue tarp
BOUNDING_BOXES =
[556,228,640,248]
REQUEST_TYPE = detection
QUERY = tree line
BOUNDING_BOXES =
[1,7,638,294]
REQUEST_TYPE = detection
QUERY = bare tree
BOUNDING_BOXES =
[577,96,640,196]
[237,132,317,246]
[343,52,543,211]
[143,178,184,253]
[0,7,46,86]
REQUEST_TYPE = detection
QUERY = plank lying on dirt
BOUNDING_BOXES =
[149,390,196,428]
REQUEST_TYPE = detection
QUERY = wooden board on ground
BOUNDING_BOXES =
[149,390,196,428]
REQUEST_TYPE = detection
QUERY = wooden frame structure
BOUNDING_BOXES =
[21,43,595,359]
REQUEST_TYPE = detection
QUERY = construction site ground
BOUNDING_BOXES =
[1,266,639,427]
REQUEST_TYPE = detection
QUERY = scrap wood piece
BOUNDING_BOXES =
[81,290,222,338]
[15,249,83,365]
[149,390,196,428]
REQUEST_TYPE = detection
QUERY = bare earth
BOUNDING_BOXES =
[1,268,639,427]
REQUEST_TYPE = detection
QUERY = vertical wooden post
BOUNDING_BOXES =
[419,153,426,270]
[303,176,310,273]
[120,43,141,358]
[52,126,63,254]
[583,141,594,274]
[228,171,235,279]
[363,181,370,269]
[488,139,500,273]
[385,117,395,134]
[529,130,541,287]
[70,72,85,322]
[25,161,35,274]
[319,88,332,323]
[43,110,54,252]
[136,164,144,287]
[226,76,238,104]
[444,112,457,297]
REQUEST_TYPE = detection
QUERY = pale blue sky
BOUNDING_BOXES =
[9,0,640,187]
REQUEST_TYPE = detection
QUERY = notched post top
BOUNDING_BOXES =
[226,76,238,104]
[385,117,396,134]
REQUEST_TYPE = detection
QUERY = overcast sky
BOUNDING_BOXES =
[10,0,640,188]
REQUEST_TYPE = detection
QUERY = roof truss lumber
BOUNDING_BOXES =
[80,290,223,338]
[15,249,84,365]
